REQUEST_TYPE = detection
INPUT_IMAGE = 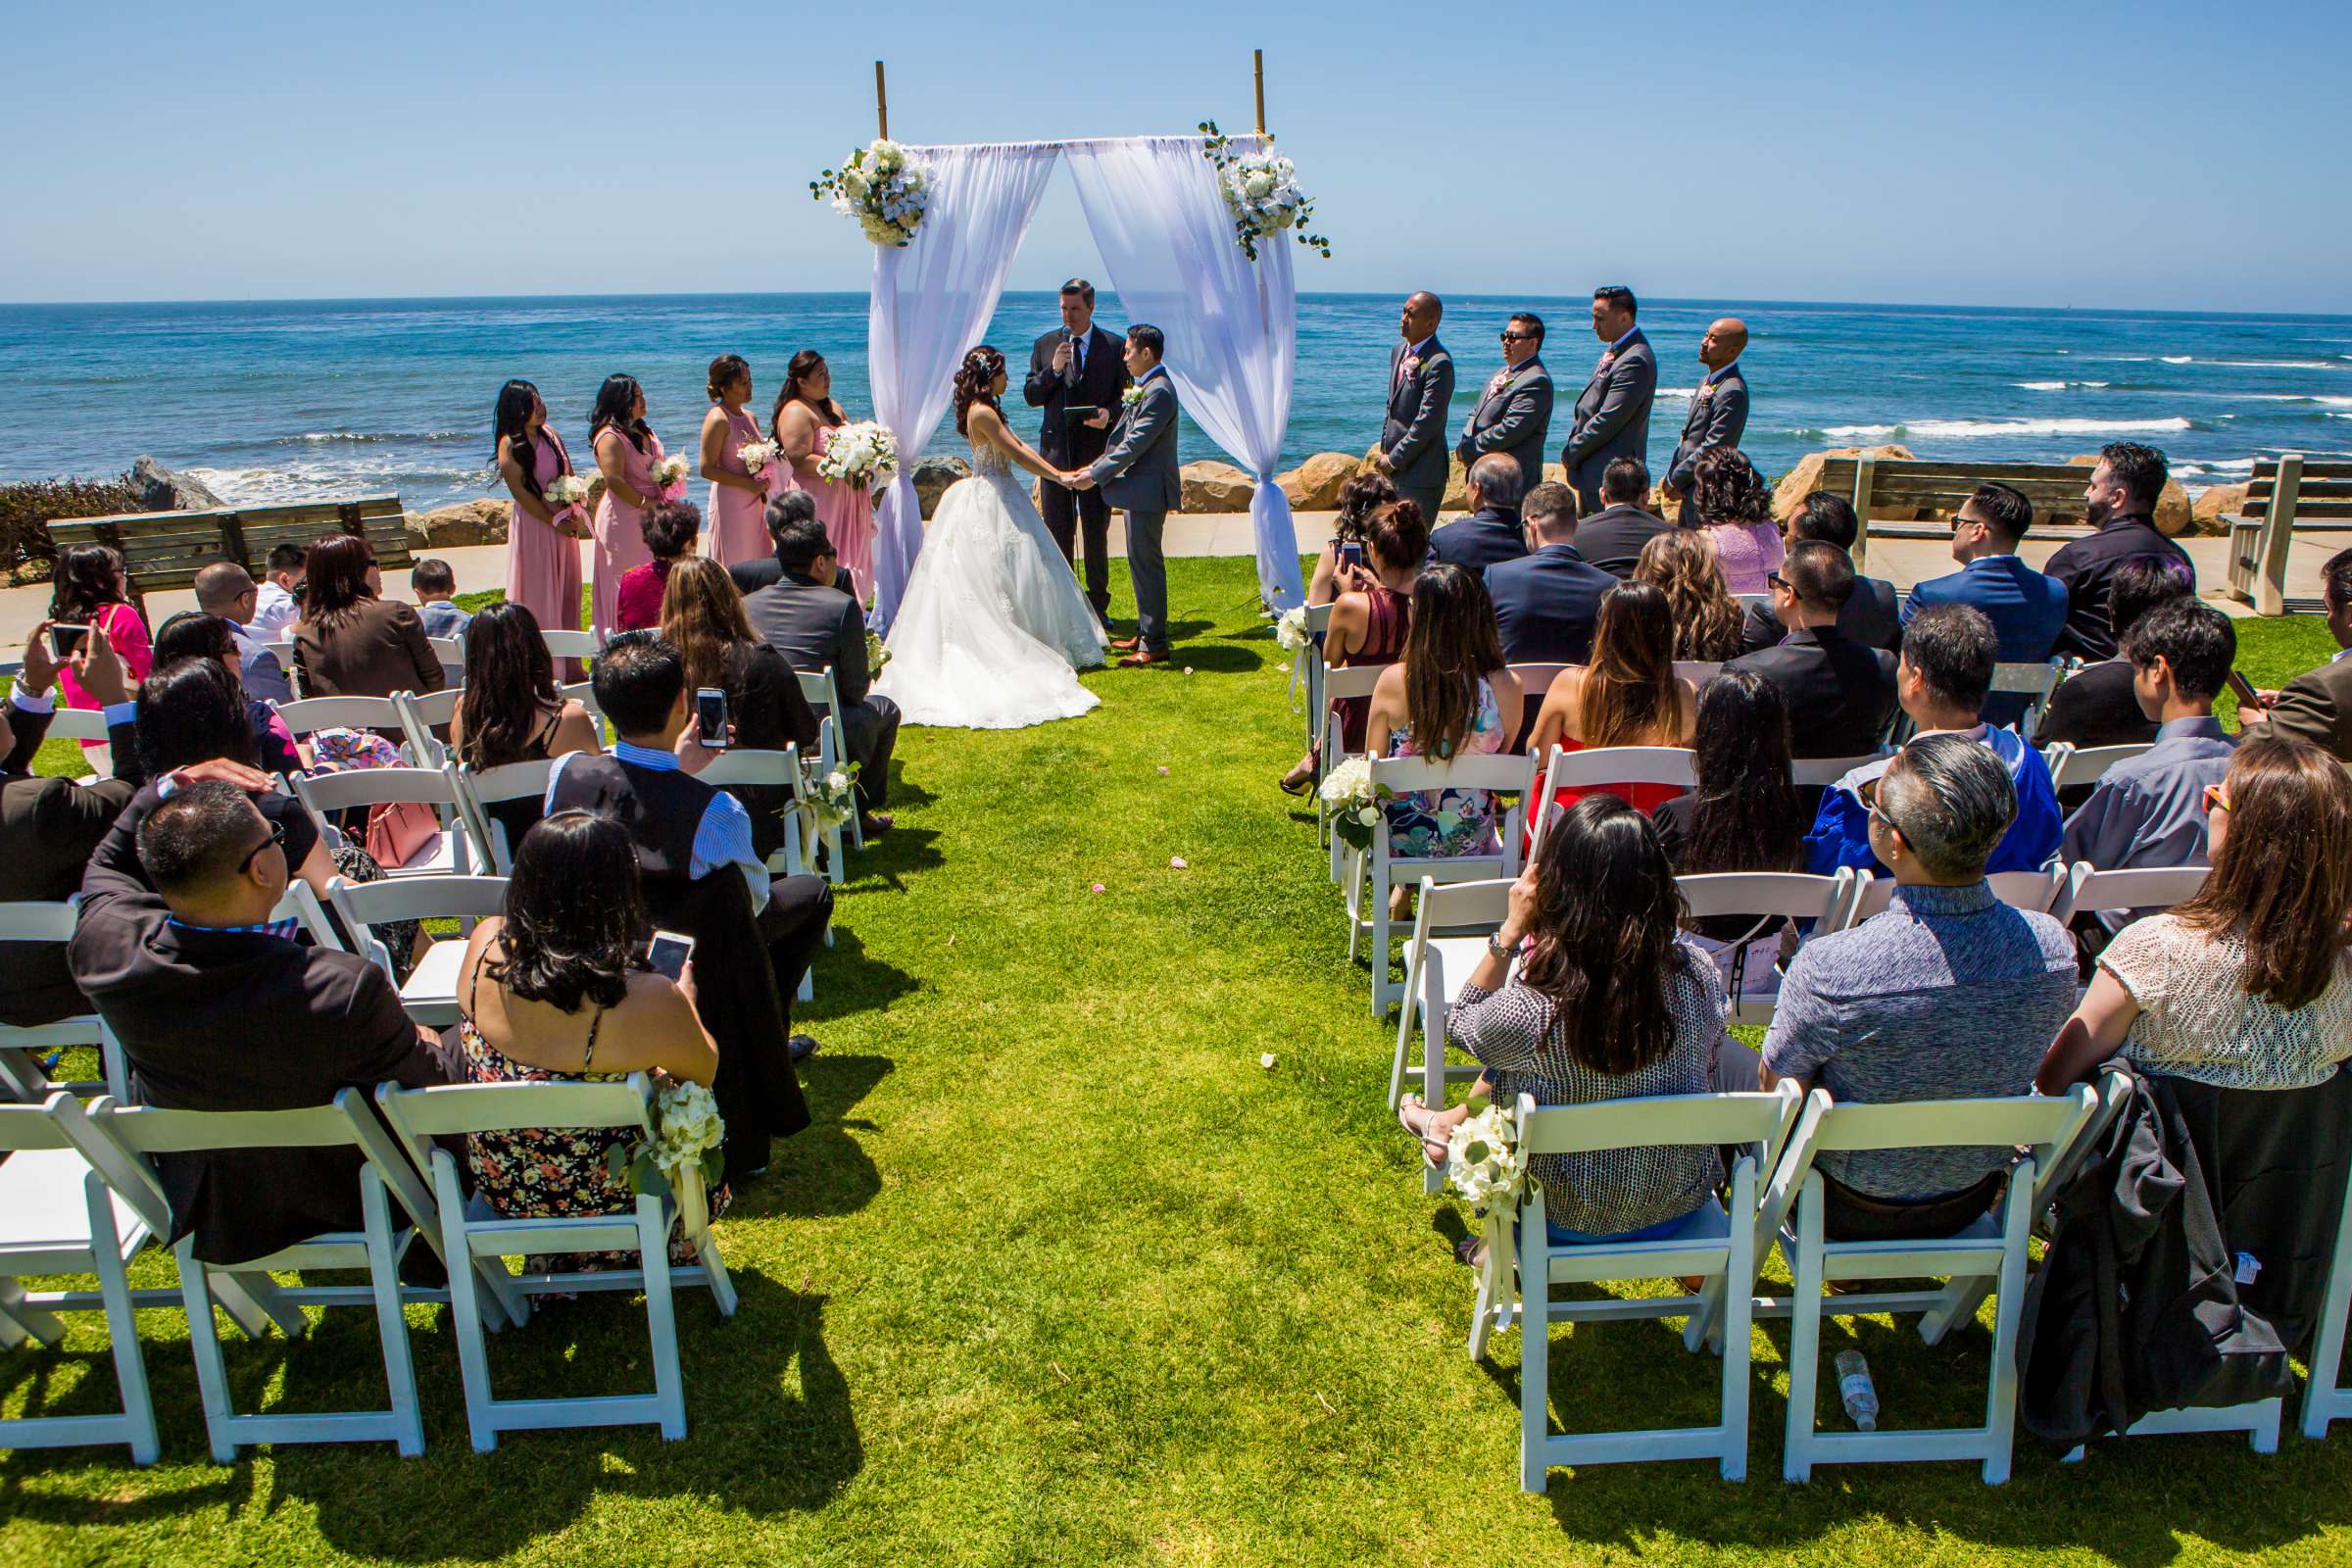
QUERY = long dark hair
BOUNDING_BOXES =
[153,611,237,668]
[134,658,255,775]
[661,557,756,698]
[1402,564,1505,760]
[1515,794,1693,1075]
[2177,736,2352,1010]
[456,602,560,768]
[953,346,1005,436]
[1678,670,1801,876]
[494,378,548,505]
[772,350,843,441]
[489,810,645,1014]
[1579,581,1681,748]
[299,533,376,624]
[589,373,651,453]
[50,544,127,622]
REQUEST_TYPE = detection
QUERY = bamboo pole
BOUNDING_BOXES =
[1253,49,1265,136]
[876,60,889,140]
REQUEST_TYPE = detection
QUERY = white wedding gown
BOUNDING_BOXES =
[873,435,1107,728]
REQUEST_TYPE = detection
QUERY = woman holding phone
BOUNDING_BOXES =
[50,544,153,760]
[660,558,818,863]
[1276,499,1427,795]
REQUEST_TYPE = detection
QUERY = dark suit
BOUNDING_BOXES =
[1381,336,1455,522]
[743,574,899,812]
[2034,659,2160,752]
[1454,358,1553,491]
[732,554,858,609]
[1740,574,1901,656]
[1725,624,1899,759]
[1428,508,1529,575]
[1562,329,1659,514]
[2044,514,2194,661]
[1665,363,1750,526]
[1486,543,1617,666]
[1,701,138,1027]
[1574,503,1674,580]
[2255,650,2352,763]
[1091,368,1184,655]
[1026,323,1128,618]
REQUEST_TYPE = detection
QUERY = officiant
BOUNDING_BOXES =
[1025,277,1129,622]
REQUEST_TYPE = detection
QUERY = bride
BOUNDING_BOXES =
[874,345,1107,728]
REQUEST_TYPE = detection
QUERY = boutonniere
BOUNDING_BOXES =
[1487,368,1511,396]
[1121,385,1146,410]
[1401,354,1423,380]
[1692,380,1716,402]
[1596,352,1618,376]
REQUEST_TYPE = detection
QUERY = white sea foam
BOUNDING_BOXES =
[1655,385,1695,401]
[2148,356,2346,371]
[293,429,467,444]
[2015,380,2110,391]
[2161,355,2194,364]
[1818,416,2192,441]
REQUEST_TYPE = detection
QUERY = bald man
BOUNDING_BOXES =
[1663,317,1750,527]
[192,560,293,702]
[1374,290,1454,524]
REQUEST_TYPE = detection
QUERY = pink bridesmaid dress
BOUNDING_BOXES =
[789,422,877,601]
[706,406,772,567]
[504,428,586,634]
[591,428,664,637]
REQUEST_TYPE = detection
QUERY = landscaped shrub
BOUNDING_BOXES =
[0,475,143,569]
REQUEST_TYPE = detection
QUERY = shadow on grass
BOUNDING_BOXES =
[746,1053,891,1220]
[799,925,916,1020]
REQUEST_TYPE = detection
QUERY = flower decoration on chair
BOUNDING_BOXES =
[1317,757,1394,853]
[814,420,899,491]
[808,139,932,248]
[1198,121,1331,262]
[799,758,860,845]
[865,629,892,680]
[1445,1095,1528,1217]
[1273,604,1310,653]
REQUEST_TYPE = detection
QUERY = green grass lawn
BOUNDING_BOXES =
[7,562,2350,1566]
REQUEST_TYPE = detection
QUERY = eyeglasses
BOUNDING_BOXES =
[1766,571,1789,592]
[1499,331,1538,343]
[2203,782,2232,815]
[238,816,286,873]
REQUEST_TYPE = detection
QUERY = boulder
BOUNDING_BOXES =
[2066,454,2193,537]
[2188,481,2249,537]
[127,455,223,514]
[1181,461,1255,513]
[1770,444,1916,522]
[1279,451,1359,512]
[912,455,969,518]
[408,498,509,549]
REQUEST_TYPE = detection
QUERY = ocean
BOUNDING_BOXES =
[5,292,2350,513]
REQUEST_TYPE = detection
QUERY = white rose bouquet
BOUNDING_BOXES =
[815,420,898,491]
[737,439,779,482]
[1317,756,1392,853]
[1198,121,1331,263]
[652,453,690,500]
[603,1078,727,1239]
[543,472,591,537]
[1445,1096,1528,1217]
[1273,604,1311,653]
[808,138,932,248]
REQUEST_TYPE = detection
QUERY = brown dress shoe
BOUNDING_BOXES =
[1107,635,1141,653]
[1117,649,1171,668]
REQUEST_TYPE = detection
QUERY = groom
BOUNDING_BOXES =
[1070,324,1181,667]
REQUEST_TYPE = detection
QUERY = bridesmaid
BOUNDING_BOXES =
[699,354,772,568]
[770,350,876,604]
[494,378,586,634]
[588,373,665,638]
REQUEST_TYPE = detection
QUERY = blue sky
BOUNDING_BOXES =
[4,0,2345,312]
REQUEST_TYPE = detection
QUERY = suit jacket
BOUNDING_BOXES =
[732,554,858,609]
[1563,329,1658,504]
[1740,573,1902,656]
[1428,508,1529,575]
[292,598,447,699]
[1724,624,1898,759]
[1903,555,2070,663]
[1381,336,1455,498]
[1486,543,1617,666]
[743,574,870,708]
[2258,651,2352,763]
[1092,368,1182,514]
[1573,503,1674,579]
[2034,659,2160,752]
[0,702,139,1027]
[1024,324,1129,468]
[1666,363,1749,495]
[69,850,443,1265]
[1453,357,1553,485]
[2044,515,2193,661]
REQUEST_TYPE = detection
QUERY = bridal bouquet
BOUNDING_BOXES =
[604,1079,726,1237]
[1318,756,1393,853]
[738,439,779,481]
[809,138,931,248]
[544,472,592,536]
[1198,121,1331,262]
[1445,1095,1529,1217]
[652,453,691,500]
[816,420,898,490]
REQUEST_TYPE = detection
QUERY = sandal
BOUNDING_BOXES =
[1277,759,1315,796]
[1397,1095,1450,1170]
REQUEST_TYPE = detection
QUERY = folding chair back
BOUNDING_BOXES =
[1352,752,1533,1015]
[1788,751,1890,789]
[394,687,464,766]
[1849,864,2065,924]
[1390,878,1513,1163]
[1529,745,1695,856]
[273,695,412,745]
[292,763,469,875]
[1676,870,1858,1021]
[1507,663,1572,707]
[2041,742,2157,791]
[453,758,556,873]
[0,900,124,1102]
[1297,603,1338,743]
[40,708,112,744]
[541,628,604,662]
[326,873,508,1026]
[2049,861,2211,926]
[1989,660,2063,732]
[695,746,810,878]
[1673,661,1723,688]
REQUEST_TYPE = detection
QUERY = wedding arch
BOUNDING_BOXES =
[834,63,1312,632]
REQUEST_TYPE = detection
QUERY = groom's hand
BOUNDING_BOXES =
[1068,471,1097,491]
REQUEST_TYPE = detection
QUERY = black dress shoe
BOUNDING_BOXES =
[789,1033,821,1062]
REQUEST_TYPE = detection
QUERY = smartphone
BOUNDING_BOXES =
[1337,541,1367,573]
[694,687,729,749]
[2228,670,2263,708]
[645,929,696,982]
[47,624,90,660]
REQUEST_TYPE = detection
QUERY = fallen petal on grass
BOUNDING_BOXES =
[1169,857,1189,870]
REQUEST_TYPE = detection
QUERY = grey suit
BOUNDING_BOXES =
[1453,358,1552,490]
[1665,362,1749,526]
[1562,328,1658,514]
[742,574,899,811]
[1090,367,1183,654]
[1382,336,1454,522]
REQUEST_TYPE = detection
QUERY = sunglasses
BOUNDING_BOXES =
[1859,776,1907,841]
[238,816,286,873]
[1499,331,1538,343]
[1767,571,1789,592]
[2203,782,2232,815]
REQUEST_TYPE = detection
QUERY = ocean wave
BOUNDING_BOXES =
[290,429,468,445]
[1656,385,1695,401]
[2150,356,2346,371]
[1815,416,2193,441]
[2015,380,2110,391]
[186,462,498,506]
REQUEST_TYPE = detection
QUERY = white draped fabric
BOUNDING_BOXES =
[867,144,1059,631]
[1062,137,1305,612]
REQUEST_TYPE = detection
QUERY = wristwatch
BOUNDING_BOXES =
[1486,933,1514,963]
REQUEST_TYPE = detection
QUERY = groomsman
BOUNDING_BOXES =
[1662,318,1750,526]
[1560,285,1657,515]
[1025,277,1129,621]
[1453,313,1552,492]
[1371,291,1454,524]
[1074,325,1181,667]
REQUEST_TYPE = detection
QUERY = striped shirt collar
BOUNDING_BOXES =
[612,740,681,772]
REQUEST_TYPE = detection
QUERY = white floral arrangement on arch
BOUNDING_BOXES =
[809,139,932,248]
[815,420,899,490]
[1198,121,1330,262]
[1317,757,1393,853]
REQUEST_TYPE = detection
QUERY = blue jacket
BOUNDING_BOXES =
[1805,724,2064,878]
[1901,556,2069,662]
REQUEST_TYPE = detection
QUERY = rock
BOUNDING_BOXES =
[409,498,509,549]
[2066,454,2193,537]
[1771,444,1916,522]
[1181,461,1255,513]
[127,455,223,514]
[912,455,968,519]
[2189,482,2249,537]
[1282,451,1359,512]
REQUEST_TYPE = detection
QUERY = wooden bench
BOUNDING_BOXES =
[1809,457,2095,568]
[46,495,414,613]
[2223,454,2352,616]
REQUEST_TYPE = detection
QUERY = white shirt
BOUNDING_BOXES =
[251,581,298,639]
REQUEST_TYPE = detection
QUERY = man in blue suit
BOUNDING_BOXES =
[1902,480,2069,726]
[1484,480,1616,666]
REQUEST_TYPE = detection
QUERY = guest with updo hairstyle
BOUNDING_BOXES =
[1686,447,1782,595]
[615,500,701,632]
[1278,498,1429,794]
[1634,528,1746,662]
[1306,470,1402,607]
[771,349,876,602]
[698,353,770,568]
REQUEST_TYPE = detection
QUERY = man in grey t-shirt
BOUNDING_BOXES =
[1759,735,2077,1233]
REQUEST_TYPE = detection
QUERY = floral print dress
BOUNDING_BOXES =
[1382,676,1507,858]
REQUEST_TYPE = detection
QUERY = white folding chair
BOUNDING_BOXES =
[1294,602,1337,742]
[1527,745,1696,858]
[1391,878,1512,1195]
[270,878,346,952]
[373,1075,736,1450]
[2297,1147,2352,1439]
[424,635,466,688]
[1789,752,1891,790]
[1676,870,1859,1024]
[1316,663,1389,880]
[394,687,464,767]
[1989,660,2064,734]
[40,708,112,744]
[1496,1084,1805,1490]
[2048,862,2211,927]
[263,639,300,696]
[1350,753,1531,1016]
[1848,864,2066,925]
[452,758,557,875]
[272,695,416,758]
[796,666,865,855]
[0,900,126,1102]
[673,746,822,994]
[292,763,470,876]
[541,628,604,663]
[1673,661,1724,689]
[326,874,508,1027]
[1507,662,1572,710]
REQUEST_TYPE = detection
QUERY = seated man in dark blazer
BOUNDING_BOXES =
[2240,545,2352,763]
[1725,540,1898,759]
[2033,557,2188,754]
[69,778,448,1265]
[741,510,898,835]
[1427,454,1530,574]
[1572,457,1673,579]
[729,488,817,597]
[1903,480,2069,727]
[1485,480,1616,666]
[1739,493,1899,655]
[2045,441,2193,660]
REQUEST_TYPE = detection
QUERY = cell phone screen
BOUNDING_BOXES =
[48,624,89,660]
[646,929,695,982]
[694,687,729,748]
[1337,543,1367,573]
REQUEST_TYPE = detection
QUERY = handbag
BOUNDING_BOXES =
[364,799,439,869]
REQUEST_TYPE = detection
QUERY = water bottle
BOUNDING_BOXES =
[1836,1349,1879,1431]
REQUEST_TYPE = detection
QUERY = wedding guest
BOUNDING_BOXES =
[1576,458,1673,580]
[1528,581,1697,822]
[771,351,876,604]
[50,544,152,759]
[1428,454,1529,574]
[150,612,301,776]
[450,602,603,861]
[1903,481,2068,661]
[1487,480,1613,666]
[699,354,773,569]
[1277,498,1424,794]
[1687,448,1782,596]
[1365,564,1525,877]
[1024,278,1127,620]
[409,559,471,642]
[1452,312,1551,491]
[1738,492,1898,655]
[192,560,292,704]
[1305,472,1398,608]
[1661,318,1750,526]
[2038,735,2352,1094]
[2239,546,2352,764]
[1371,290,1454,526]
[1398,794,1730,1249]
[1723,541,1898,760]
[291,534,444,700]
[589,373,674,638]
[252,543,308,640]
[2034,556,2189,752]
[1560,286,1658,515]
[616,500,700,633]
[496,377,587,637]
[662,556,819,862]
[1635,529,1744,662]
[729,487,818,599]
[2046,442,2193,660]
